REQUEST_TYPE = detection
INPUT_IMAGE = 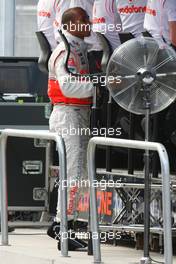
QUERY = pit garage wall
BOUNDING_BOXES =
[0,0,40,57]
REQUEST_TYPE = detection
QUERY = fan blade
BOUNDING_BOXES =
[147,44,160,67]
[113,81,137,98]
[111,57,136,75]
[155,80,176,94]
[154,55,174,71]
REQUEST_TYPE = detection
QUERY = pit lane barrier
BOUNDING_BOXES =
[0,129,68,257]
[87,137,173,264]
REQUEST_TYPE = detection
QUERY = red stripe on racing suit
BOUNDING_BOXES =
[48,79,92,105]
[48,31,94,105]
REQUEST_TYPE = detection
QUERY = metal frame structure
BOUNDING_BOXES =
[0,129,68,257]
[87,137,173,264]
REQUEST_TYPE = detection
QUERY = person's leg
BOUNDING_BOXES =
[48,105,90,249]
[54,105,90,222]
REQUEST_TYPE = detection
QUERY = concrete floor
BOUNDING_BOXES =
[0,229,176,264]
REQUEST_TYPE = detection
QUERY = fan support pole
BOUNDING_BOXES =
[140,87,151,264]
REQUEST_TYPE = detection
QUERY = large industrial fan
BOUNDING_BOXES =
[106,37,176,263]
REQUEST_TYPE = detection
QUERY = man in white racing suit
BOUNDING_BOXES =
[93,0,149,49]
[69,0,99,49]
[116,0,147,37]
[47,7,94,250]
[144,0,176,49]
[92,0,121,51]
[69,0,103,73]
[37,0,70,50]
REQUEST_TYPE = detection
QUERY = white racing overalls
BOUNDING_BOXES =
[144,0,176,46]
[37,0,70,50]
[92,0,121,51]
[48,31,94,221]
[115,0,147,36]
[93,0,148,50]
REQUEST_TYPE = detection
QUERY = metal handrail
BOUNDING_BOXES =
[87,137,173,264]
[0,129,68,257]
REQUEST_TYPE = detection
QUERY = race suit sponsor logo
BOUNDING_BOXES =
[68,58,76,67]
[145,6,156,16]
[38,11,51,18]
[92,17,106,24]
[67,186,78,215]
[118,6,156,16]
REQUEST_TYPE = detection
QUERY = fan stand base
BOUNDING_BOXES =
[139,257,151,264]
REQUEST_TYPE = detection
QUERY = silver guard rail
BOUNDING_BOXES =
[0,129,68,257]
[87,137,173,264]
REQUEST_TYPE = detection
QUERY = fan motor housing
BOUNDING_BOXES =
[137,67,156,85]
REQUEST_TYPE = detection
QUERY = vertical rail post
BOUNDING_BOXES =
[157,146,172,264]
[56,136,68,257]
[87,141,102,263]
[0,134,8,245]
